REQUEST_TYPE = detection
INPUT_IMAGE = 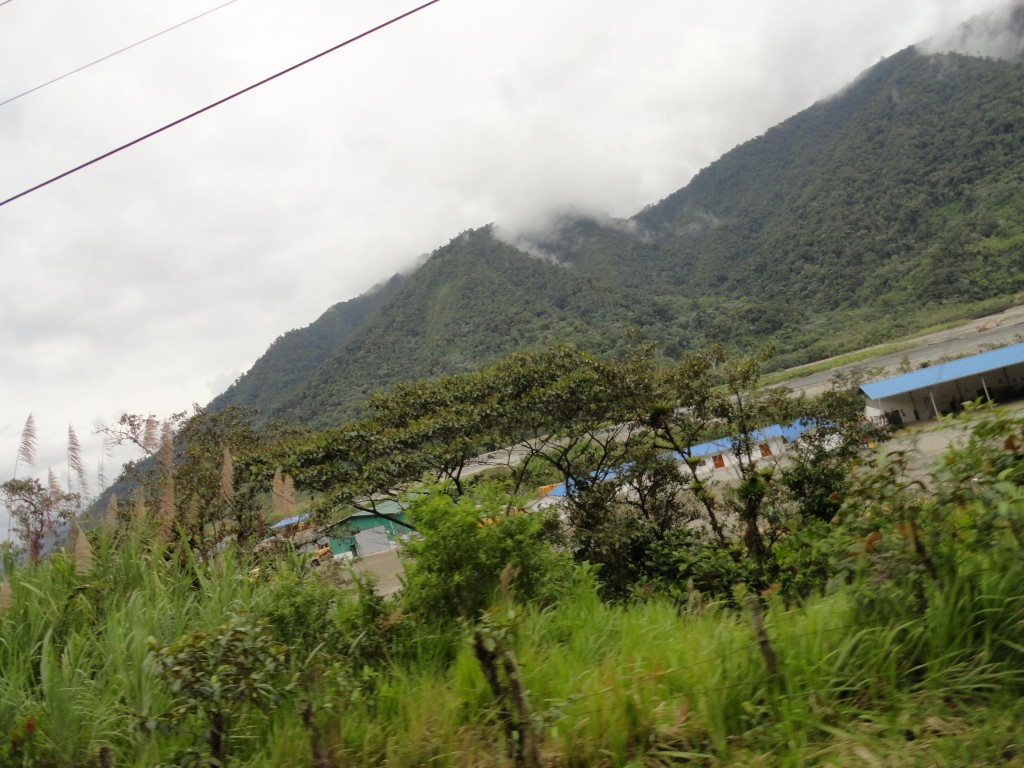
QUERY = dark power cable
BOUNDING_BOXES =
[0,0,443,209]
[1,0,244,108]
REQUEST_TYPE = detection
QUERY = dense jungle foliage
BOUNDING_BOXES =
[3,381,1024,765]
[212,47,1024,427]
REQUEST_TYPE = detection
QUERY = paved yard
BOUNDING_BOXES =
[342,547,405,596]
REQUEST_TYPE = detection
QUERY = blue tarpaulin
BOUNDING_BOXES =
[270,513,310,529]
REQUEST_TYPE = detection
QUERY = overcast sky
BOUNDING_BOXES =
[0,0,1013,534]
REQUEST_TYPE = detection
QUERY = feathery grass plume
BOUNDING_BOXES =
[220,447,234,505]
[156,431,175,540]
[13,413,37,478]
[0,579,11,611]
[271,468,284,516]
[142,415,159,454]
[48,468,62,494]
[104,492,119,527]
[68,515,92,573]
[67,425,88,499]
[282,473,295,518]
[184,496,200,537]
[272,470,296,518]
[98,433,114,490]
[133,486,147,520]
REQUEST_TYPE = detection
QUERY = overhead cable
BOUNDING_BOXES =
[1,0,244,108]
[0,0,443,209]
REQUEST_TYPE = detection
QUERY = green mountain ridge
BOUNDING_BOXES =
[209,273,406,418]
[267,230,648,427]
[212,42,1024,428]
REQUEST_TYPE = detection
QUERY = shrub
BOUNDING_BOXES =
[400,486,571,623]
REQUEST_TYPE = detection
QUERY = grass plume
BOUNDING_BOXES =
[13,413,37,478]
[66,425,88,499]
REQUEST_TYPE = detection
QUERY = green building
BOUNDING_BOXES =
[324,501,414,557]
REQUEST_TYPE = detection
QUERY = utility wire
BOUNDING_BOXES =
[1,0,244,108]
[0,0,444,209]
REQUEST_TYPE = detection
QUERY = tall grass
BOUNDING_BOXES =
[1,504,1023,765]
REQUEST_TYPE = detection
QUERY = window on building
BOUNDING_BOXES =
[712,454,725,469]
[759,443,772,457]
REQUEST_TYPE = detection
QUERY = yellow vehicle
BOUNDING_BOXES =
[308,544,332,567]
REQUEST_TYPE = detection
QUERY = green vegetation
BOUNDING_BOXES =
[213,48,1024,427]
[8,36,1024,768]
[2,403,1024,765]
[265,343,890,602]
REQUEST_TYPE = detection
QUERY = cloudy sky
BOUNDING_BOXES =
[0,0,1012,531]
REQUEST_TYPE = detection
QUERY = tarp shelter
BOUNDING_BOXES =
[270,513,310,530]
[861,342,1024,424]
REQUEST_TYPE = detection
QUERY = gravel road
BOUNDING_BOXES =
[782,303,1024,396]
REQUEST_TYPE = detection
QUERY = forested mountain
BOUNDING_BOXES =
[213,41,1024,428]
[210,273,406,418]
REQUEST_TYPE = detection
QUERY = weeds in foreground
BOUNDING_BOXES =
[1,409,1023,766]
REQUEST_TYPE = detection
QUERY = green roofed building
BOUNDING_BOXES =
[324,501,415,557]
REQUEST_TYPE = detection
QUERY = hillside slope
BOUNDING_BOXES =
[272,228,647,426]
[213,45,1024,427]
[208,274,406,417]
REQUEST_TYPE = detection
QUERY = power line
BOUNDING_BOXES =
[0,0,444,209]
[1,0,245,108]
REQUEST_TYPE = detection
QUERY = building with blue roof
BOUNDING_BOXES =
[860,341,1024,424]
[544,421,812,498]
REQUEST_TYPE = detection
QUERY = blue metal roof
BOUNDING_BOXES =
[860,342,1024,401]
[682,437,733,460]
[547,467,620,498]
[545,421,811,496]
[679,421,811,459]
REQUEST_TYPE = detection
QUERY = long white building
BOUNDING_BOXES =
[861,342,1024,424]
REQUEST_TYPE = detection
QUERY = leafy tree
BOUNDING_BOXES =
[367,369,504,496]
[1,478,77,563]
[269,345,654,514]
[400,486,570,622]
[491,345,656,496]
[645,344,733,544]
[270,342,892,600]
[714,346,800,571]
[780,370,892,523]
[264,420,412,516]
[101,406,306,556]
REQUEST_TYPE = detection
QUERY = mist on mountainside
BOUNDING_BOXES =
[211,16,1024,429]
